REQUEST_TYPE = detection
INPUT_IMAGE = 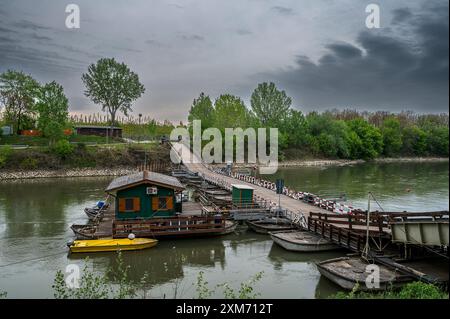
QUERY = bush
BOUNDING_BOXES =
[0,145,13,168]
[52,139,74,159]
[20,157,39,169]
[331,281,448,299]
[397,282,448,299]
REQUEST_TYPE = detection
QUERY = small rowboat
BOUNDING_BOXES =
[70,224,98,239]
[84,201,109,221]
[270,230,340,252]
[316,257,413,291]
[246,218,296,234]
[68,238,158,253]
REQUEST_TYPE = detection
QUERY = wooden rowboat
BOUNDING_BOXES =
[68,238,158,253]
[316,257,413,291]
[270,230,340,252]
[70,224,98,239]
[246,218,296,234]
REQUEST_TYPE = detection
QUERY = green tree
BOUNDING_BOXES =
[425,126,449,156]
[381,117,403,156]
[213,94,250,130]
[347,119,383,159]
[36,81,69,145]
[0,70,40,134]
[82,58,145,126]
[402,126,427,155]
[250,82,292,127]
[188,93,215,129]
[283,109,309,148]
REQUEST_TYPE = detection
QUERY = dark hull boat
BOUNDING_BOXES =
[316,257,413,291]
[84,202,109,221]
[246,218,296,234]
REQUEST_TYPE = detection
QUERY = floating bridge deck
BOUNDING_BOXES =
[171,142,332,219]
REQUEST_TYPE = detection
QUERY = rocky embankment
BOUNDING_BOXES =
[0,167,138,180]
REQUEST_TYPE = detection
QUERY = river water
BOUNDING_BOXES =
[0,162,448,298]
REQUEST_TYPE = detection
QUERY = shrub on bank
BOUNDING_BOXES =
[331,281,448,299]
[51,140,75,159]
[0,145,13,168]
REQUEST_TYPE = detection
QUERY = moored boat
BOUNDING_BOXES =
[68,238,158,253]
[270,230,340,252]
[84,201,109,221]
[246,218,296,234]
[316,257,413,291]
[70,224,98,239]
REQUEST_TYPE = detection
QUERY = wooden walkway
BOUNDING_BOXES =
[171,142,331,219]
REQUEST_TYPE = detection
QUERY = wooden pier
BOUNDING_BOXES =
[171,142,331,222]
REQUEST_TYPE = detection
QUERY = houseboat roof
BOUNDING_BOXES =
[75,125,122,130]
[231,184,254,190]
[105,171,184,192]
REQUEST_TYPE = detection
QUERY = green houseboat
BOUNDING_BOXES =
[106,171,237,238]
[106,170,184,220]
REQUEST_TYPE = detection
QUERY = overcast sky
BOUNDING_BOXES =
[0,0,448,122]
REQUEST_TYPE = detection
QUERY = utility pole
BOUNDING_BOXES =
[138,113,142,143]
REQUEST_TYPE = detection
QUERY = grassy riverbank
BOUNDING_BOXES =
[0,141,170,173]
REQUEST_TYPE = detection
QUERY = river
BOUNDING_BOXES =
[0,161,448,298]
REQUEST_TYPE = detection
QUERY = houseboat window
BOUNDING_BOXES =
[152,196,173,211]
[158,197,167,209]
[119,197,140,212]
[125,198,134,211]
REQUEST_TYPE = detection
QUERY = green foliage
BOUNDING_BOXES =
[402,126,427,155]
[381,117,403,156]
[331,281,448,299]
[19,157,39,169]
[184,87,448,161]
[82,58,145,125]
[188,93,215,129]
[214,94,251,130]
[0,145,13,168]
[53,253,137,299]
[425,126,449,156]
[0,70,40,134]
[0,290,6,298]
[196,271,214,299]
[347,119,383,159]
[195,271,264,299]
[52,139,75,159]
[251,82,292,127]
[36,81,69,145]
[397,281,448,299]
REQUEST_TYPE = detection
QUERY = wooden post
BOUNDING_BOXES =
[378,215,383,233]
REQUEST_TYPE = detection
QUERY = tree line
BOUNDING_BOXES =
[188,82,449,159]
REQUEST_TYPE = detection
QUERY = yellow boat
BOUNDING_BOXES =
[68,238,158,253]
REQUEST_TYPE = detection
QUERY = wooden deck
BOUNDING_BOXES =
[172,142,331,219]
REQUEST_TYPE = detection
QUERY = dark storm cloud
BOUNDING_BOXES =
[271,2,449,113]
[1,0,447,120]
[391,8,413,24]
[12,19,52,31]
[0,26,17,34]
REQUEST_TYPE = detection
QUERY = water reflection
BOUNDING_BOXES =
[267,162,449,211]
